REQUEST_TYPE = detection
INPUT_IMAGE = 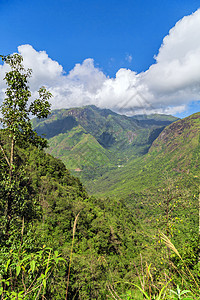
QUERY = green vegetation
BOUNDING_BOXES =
[0,54,200,299]
[33,105,179,184]
[88,112,200,199]
[0,53,52,241]
[47,125,115,178]
[0,133,141,298]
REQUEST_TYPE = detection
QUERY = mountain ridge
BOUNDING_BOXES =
[33,105,179,182]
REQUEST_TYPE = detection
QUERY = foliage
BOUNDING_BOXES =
[0,245,66,299]
[0,53,52,242]
[0,133,139,298]
[0,54,51,148]
[170,285,193,300]
[0,55,200,299]
[86,113,200,199]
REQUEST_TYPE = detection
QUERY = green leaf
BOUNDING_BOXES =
[43,279,46,289]
[45,266,51,276]
[132,284,150,300]
[30,260,36,273]
[157,280,171,300]
[16,264,21,277]
[5,259,11,272]
[57,257,67,263]
[54,250,58,257]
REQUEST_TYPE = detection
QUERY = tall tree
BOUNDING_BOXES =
[0,53,52,239]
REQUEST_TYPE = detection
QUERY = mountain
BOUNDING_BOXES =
[87,112,200,199]
[32,108,200,276]
[83,112,200,268]
[3,108,200,298]
[33,105,178,181]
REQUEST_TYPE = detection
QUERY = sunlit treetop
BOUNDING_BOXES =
[0,53,52,148]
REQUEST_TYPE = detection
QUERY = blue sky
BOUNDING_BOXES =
[1,0,200,117]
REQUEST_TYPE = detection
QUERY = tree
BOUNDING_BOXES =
[0,53,52,240]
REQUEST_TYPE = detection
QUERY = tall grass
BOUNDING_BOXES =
[161,233,200,293]
[65,212,81,300]
[107,233,199,300]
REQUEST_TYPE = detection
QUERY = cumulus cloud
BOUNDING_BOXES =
[142,9,200,107]
[0,9,200,115]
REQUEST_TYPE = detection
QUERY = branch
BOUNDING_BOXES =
[22,270,27,294]
[9,137,15,179]
[107,284,122,300]
[0,144,10,167]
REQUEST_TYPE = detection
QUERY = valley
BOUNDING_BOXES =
[1,98,199,299]
[31,106,200,297]
[33,105,180,194]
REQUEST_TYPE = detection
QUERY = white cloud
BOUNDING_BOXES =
[142,9,200,105]
[18,44,64,89]
[1,9,200,115]
[67,59,106,93]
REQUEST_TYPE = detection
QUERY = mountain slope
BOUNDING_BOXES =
[0,129,140,299]
[47,125,115,178]
[87,112,200,199]
[33,105,178,180]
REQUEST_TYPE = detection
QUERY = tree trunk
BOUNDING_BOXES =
[5,137,15,238]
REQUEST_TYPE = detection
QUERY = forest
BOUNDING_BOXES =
[0,54,200,299]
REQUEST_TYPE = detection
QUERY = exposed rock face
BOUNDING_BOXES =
[150,113,200,153]
[148,112,200,173]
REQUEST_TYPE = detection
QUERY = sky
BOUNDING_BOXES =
[0,0,200,117]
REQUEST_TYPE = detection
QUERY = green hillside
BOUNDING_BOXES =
[3,109,200,299]
[47,125,115,177]
[2,53,200,299]
[87,112,200,199]
[0,130,140,299]
[33,105,178,182]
